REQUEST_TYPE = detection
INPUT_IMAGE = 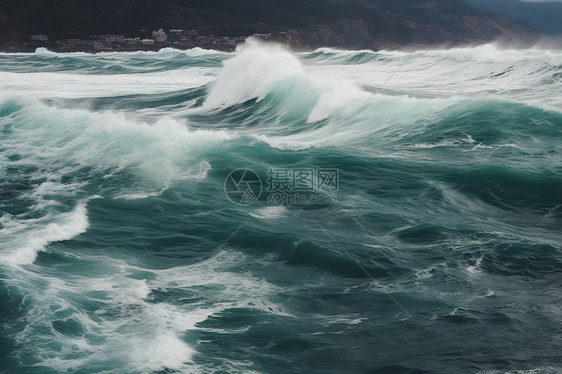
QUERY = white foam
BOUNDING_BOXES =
[2,102,229,194]
[130,333,194,372]
[249,206,287,219]
[307,81,365,123]
[2,249,289,373]
[150,250,292,317]
[252,94,457,149]
[183,47,228,57]
[1,202,89,266]
[7,265,198,373]
[303,44,562,112]
[35,47,56,55]
[113,191,162,200]
[0,68,215,99]
[467,256,483,275]
[204,38,304,108]
[158,46,226,56]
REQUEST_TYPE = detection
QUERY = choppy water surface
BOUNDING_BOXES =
[1,41,561,373]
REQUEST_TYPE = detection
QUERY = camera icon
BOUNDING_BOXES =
[224,169,262,205]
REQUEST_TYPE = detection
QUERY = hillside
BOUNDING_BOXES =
[0,0,540,51]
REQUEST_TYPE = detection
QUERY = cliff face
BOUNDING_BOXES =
[0,0,539,50]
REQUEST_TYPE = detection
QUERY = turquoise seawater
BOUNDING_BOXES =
[1,41,561,373]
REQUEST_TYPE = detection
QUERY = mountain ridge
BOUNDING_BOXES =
[0,0,541,51]
[465,0,562,35]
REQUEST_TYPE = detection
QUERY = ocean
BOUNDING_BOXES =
[0,39,561,373]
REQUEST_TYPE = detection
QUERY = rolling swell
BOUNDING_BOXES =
[0,41,561,373]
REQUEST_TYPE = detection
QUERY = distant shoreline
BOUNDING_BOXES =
[1,0,551,56]
[0,40,247,54]
[2,37,560,55]
[0,31,311,54]
[0,43,235,54]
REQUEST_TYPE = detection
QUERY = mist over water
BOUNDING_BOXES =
[1,40,561,373]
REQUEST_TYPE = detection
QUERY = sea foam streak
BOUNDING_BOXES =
[0,202,89,266]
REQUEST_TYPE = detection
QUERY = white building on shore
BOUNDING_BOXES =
[152,29,167,43]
